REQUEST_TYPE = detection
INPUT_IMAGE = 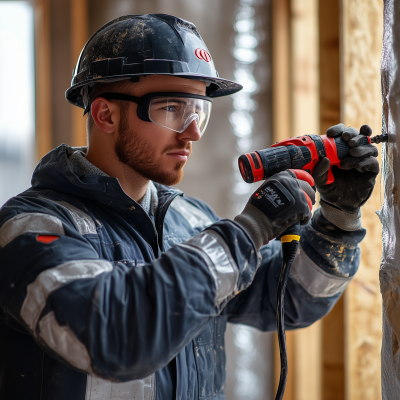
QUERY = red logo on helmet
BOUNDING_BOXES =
[195,48,211,62]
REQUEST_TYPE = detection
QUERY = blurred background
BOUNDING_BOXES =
[0,0,384,399]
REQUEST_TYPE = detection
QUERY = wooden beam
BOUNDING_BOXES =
[34,0,52,160]
[274,332,295,400]
[319,2,345,400]
[70,0,88,147]
[322,296,345,400]
[341,1,383,399]
[273,1,321,398]
[293,323,321,400]
[319,0,341,136]
[291,0,319,139]
[291,1,321,399]
[272,0,291,142]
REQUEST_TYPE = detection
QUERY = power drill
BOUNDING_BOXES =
[238,133,388,185]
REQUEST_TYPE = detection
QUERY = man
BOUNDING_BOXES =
[0,14,379,400]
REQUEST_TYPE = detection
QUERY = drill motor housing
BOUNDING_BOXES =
[238,134,371,185]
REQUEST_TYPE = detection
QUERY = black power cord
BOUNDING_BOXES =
[275,222,301,400]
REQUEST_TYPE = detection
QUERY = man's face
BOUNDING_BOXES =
[114,75,207,186]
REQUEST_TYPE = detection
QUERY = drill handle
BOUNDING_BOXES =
[278,222,301,243]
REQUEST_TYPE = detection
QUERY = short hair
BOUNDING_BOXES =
[86,79,138,136]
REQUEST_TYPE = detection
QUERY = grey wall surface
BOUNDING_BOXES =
[380,0,400,398]
[88,1,274,398]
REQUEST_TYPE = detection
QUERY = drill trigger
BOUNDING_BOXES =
[326,168,335,185]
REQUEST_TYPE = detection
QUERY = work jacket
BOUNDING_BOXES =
[0,145,365,400]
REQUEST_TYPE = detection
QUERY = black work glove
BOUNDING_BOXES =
[234,169,316,250]
[312,123,379,231]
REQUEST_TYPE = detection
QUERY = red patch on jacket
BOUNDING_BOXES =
[36,235,59,244]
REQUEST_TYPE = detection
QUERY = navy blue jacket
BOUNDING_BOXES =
[0,145,365,400]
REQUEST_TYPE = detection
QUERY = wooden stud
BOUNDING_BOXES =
[34,0,52,160]
[70,0,88,147]
[272,0,291,143]
[341,1,383,399]
[291,0,321,399]
[322,296,345,400]
[274,332,295,400]
[291,0,319,140]
[319,2,345,400]
[293,323,322,400]
[319,0,341,137]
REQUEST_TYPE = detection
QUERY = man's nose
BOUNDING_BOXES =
[177,119,202,142]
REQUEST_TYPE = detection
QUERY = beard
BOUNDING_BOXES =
[115,114,190,186]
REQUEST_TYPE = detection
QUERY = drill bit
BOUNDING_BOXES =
[370,134,389,144]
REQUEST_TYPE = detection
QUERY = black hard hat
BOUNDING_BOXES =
[65,14,243,111]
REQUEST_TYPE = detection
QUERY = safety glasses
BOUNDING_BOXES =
[99,92,213,136]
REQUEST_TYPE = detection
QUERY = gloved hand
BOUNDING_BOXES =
[234,169,316,250]
[312,123,379,231]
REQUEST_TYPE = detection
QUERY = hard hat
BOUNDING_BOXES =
[65,13,243,113]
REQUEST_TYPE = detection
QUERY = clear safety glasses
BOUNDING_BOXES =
[100,92,213,137]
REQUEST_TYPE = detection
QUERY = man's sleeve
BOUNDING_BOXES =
[225,207,365,330]
[0,197,258,382]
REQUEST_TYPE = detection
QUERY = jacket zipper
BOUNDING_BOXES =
[117,181,182,399]
[115,180,160,256]
[156,193,183,252]
[155,191,182,400]
[114,180,182,253]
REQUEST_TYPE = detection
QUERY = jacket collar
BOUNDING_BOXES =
[31,145,183,209]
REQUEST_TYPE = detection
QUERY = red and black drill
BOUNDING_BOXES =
[238,133,388,185]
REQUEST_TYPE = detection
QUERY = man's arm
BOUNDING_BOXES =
[226,123,378,329]
[225,209,364,330]
[0,196,259,383]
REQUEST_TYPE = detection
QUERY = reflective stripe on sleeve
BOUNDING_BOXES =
[170,196,213,230]
[0,213,65,248]
[20,259,112,375]
[290,244,351,298]
[179,230,239,306]
[21,259,113,331]
[39,197,97,235]
[39,311,94,373]
[85,375,156,400]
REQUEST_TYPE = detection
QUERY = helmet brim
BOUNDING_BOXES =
[65,73,243,109]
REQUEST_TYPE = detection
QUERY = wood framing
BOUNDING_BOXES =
[319,0,341,136]
[291,1,321,399]
[70,0,88,147]
[291,0,319,140]
[321,296,345,400]
[319,2,345,400]
[34,0,52,160]
[272,0,291,143]
[274,333,295,400]
[273,1,321,398]
[341,0,383,399]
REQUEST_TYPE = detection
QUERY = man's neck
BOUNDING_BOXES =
[86,143,149,202]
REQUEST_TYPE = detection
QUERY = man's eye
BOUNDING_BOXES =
[164,105,177,112]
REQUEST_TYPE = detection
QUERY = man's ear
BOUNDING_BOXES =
[91,98,119,134]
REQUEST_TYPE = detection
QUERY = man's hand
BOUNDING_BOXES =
[234,170,316,250]
[312,123,379,230]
